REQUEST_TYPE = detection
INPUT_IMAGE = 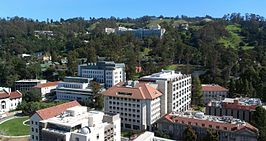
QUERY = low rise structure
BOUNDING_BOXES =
[56,77,100,102]
[30,101,121,141]
[33,81,59,100]
[140,70,191,114]
[15,79,47,92]
[0,89,22,113]
[122,131,175,141]
[202,84,228,104]
[156,111,258,141]
[78,61,126,88]
[103,81,162,131]
[206,98,262,122]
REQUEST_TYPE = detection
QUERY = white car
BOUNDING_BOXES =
[0,114,7,119]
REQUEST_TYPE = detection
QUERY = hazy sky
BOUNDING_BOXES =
[0,0,266,21]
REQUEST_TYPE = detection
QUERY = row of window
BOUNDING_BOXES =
[108,97,140,102]
[109,101,141,107]
[109,106,140,113]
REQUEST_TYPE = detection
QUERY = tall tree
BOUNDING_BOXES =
[192,76,203,106]
[251,106,266,141]
[183,126,197,141]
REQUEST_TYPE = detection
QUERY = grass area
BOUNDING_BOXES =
[121,130,142,138]
[147,19,188,27]
[116,22,135,27]
[0,117,30,136]
[163,64,206,72]
[219,24,242,48]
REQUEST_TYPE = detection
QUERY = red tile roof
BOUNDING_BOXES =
[34,81,60,88]
[0,90,22,99]
[36,101,80,120]
[163,113,258,133]
[103,82,162,100]
[222,101,257,111]
[0,91,10,99]
[10,91,22,99]
[202,84,228,92]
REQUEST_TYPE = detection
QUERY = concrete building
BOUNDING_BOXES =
[105,24,166,39]
[15,79,47,92]
[103,81,162,131]
[56,77,101,103]
[156,111,258,141]
[206,98,262,122]
[0,89,22,113]
[33,81,59,100]
[30,101,121,141]
[78,61,126,88]
[202,84,229,104]
[140,70,191,115]
[122,131,175,141]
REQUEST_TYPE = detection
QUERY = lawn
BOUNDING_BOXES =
[0,117,30,136]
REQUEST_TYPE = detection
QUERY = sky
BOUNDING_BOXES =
[0,0,266,21]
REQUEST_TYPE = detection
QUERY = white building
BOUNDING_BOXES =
[56,77,104,103]
[15,79,47,92]
[128,131,175,141]
[140,70,191,115]
[33,81,59,100]
[0,89,22,113]
[78,61,126,88]
[30,101,120,141]
[103,81,162,131]
[202,84,229,104]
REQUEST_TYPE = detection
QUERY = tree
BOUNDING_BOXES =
[251,106,266,141]
[202,129,219,141]
[183,126,197,141]
[87,81,104,110]
[192,76,203,106]
[23,89,42,102]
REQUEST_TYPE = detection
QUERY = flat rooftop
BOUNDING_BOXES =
[15,79,47,83]
[141,70,189,80]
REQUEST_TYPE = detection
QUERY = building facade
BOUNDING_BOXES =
[15,79,47,92]
[206,98,262,122]
[33,81,59,100]
[103,81,162,131]
[156,112,258,141]
[78,61,126,88]
[202,84,228,104]
[30,101,120,141]
[0,89,22,113]
[56,77,100,102]
[140,70,191,115]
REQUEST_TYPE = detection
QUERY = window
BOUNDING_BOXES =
[97,134,99,139]
[36,136,38,140]
[35,122,38,125]
[31,135,34,139]
[32,128,34,132]
[35,128,38,133]
[75,137,79,141]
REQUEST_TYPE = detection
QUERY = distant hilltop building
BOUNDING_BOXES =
[156,111,258,141]
[206,97,262,122]
[202,84,229,104]
[78,61,126,88]
[34,30,54,36]
[104,24,166,38]
[30,101,121,141]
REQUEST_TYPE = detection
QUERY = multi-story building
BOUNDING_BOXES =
[156,111,258,141]
[0,88,22,113]
[103,81,162,131]
[202,84,228,104]
[56,77,101,102]
[140,70,191,114]
[30,101,121,141]
[206,98,262,122]
[33,81,59,100]
[105,24,166,39]
[78,61,126,88]
[15,79,47,92]
[123,131,175,141]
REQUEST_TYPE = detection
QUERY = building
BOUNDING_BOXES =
[15,79,47,92]
[140,70,191,115]
[105,25,166,39]
[0,89,22,113]
[78,61,126,88]
[122,131,175,141]
[56,77,101,102]
[202,84,229,104]
[33,81,59,100]
[30,101,121,141]
[156,111,258,141]
[206,98,262,122]
[103,81,162,131]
